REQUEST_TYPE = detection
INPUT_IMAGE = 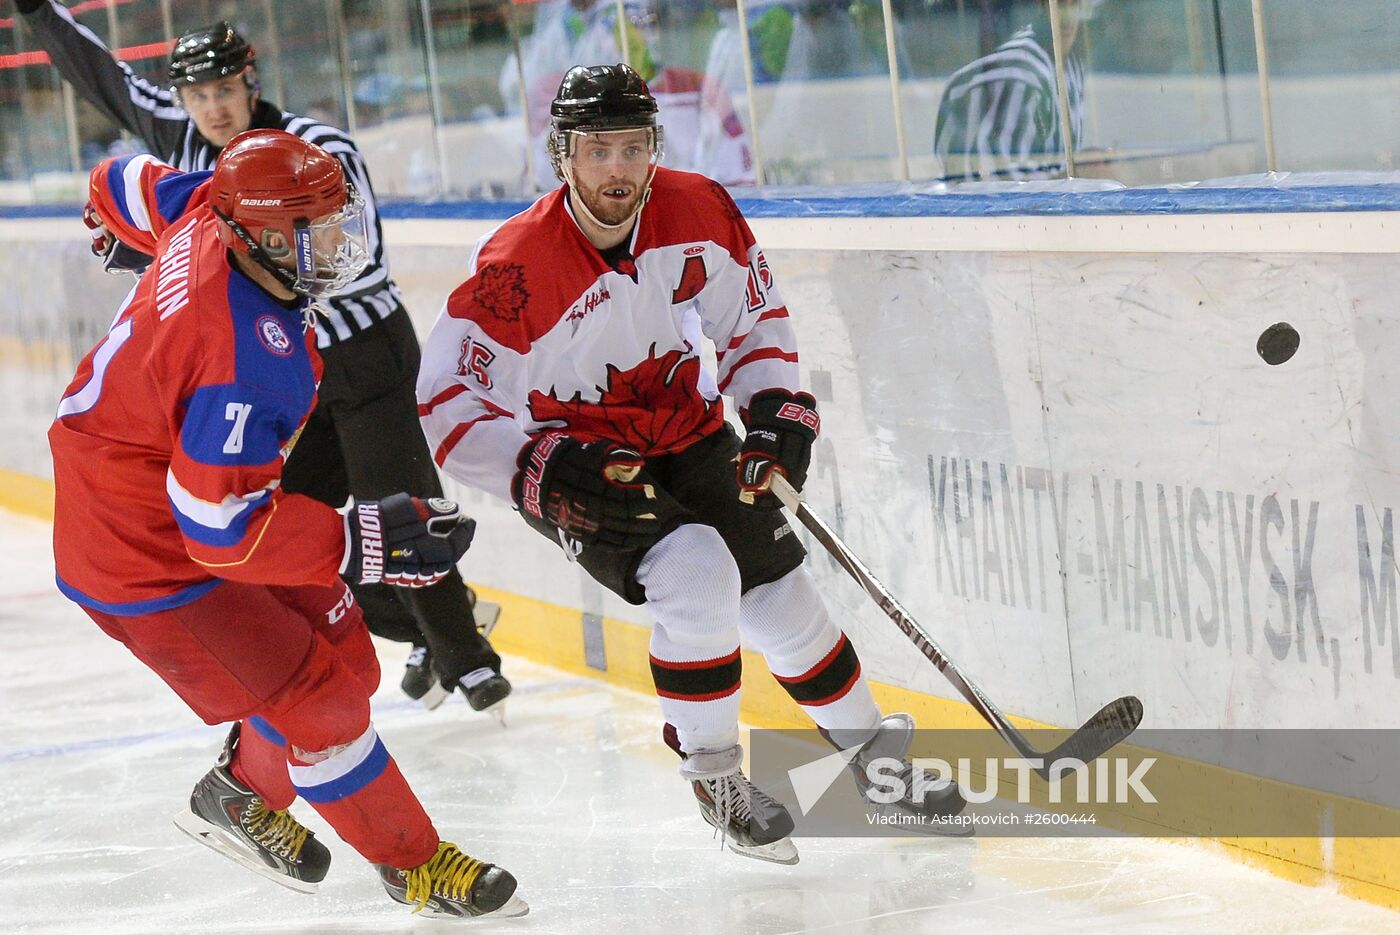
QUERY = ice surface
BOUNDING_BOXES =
[1,510,1395,934]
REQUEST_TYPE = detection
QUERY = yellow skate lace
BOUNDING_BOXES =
[401,842,487,913]
[241,800,310,860]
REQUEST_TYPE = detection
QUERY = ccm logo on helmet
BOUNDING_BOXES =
[241,198,283,207]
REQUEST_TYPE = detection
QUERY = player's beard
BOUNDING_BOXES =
[577,177,645,228]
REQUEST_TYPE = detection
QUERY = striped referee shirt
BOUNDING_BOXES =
[21,0,401,349]
[934,25,1085,181]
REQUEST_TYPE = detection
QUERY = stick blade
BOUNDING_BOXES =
[1037,696,1144,777]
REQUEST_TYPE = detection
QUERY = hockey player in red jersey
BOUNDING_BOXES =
[50,129,525,918]
[418,65,966,863]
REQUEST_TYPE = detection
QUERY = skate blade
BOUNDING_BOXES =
[486,893,529,918]
[699,810,800,865]
[489,703,507,728]
[172,809,320,894]
[415,892,530,920]
[417,681,451,711]
[475,600,502,639]
[727,836,800,865]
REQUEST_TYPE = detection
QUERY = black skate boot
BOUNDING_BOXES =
[172,724,332,892]
[680,745,799,865]
[461,587,509,714]
[378,841,528,918]
[831,713,969,835]
[401,645,451,710]
[457,666,512,713]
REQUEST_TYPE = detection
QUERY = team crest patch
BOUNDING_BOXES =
[473,263,529,323]
[256,315,294,356]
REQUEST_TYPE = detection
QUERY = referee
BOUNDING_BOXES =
[933,0,1097,181]
[14,1,510,713]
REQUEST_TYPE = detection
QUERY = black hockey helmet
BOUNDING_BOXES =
[168,22,256,86]
[550,64,658,133]
[548,64,663,183]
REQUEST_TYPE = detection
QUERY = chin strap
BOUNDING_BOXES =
[212,206,303,294]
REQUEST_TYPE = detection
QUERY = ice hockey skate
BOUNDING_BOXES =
[460,665,512,713]
[401,644,451,710]
[172,725,332,892]
[401,590,509,715]
[681,745,799,865]
[377,841,528,918]
[836,713,970,835]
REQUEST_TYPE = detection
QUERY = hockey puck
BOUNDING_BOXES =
[1256,322,1299,365]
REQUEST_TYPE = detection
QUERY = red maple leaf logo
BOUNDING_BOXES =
[528,345,723,455]
[706,179,743,224]
[472,263,529,323]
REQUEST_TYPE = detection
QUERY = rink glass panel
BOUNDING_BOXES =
[426,0,536,199]
[4,0,1400,199]
[741,0,900,185]
[59,0,124,170]
[1066,0,1266,183]
[337,1,436,197]
[1260,0,1400,172]
[893,0,1067,183]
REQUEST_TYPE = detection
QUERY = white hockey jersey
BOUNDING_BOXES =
[418,167,801,503]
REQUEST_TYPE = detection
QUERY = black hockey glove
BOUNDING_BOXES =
[737,389,820,509]
[512,432,678,551]
[15,0,48,15]
[343,493,475,588]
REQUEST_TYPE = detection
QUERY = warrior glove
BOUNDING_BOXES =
[737,389,820,509]
[343,493,475,588]
[512,432,678,551]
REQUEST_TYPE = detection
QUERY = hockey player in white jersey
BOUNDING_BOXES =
[418,64,965,862]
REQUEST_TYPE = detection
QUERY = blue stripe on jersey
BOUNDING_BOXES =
[154,170,210,228]
[55,573,222,616]
[106,157,137,227]
[292,737,390,803]
[247,715,287,747]
[227,271,317,413]
[168,485,273,548]
[180,383,289,467]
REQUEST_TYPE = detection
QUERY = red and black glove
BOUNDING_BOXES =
[512,431,679,550]
[82,201,153,274]
[737,389,820,509]
[343,493,474,588]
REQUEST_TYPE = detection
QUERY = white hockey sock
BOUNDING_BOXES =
[741,567,881,741]
[638,524,744,754]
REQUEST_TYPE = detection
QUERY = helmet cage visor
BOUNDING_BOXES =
[549,126,664,182]
[290,187,370,298]
[216,187,369,298]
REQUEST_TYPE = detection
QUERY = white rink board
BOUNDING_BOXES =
[5,212,1400,738]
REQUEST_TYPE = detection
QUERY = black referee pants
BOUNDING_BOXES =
[281,306,500,684]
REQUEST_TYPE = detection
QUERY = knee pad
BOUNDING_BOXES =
[261,631,373,755]
[639,524,742,651]
[740,566,840,669]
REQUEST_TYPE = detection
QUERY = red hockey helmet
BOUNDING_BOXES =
[209,129,368,297]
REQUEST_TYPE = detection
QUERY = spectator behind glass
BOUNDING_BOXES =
[502,0,755,190]
[934,0,1103,181]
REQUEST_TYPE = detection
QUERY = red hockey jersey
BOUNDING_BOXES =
[418,167,801,503]
[50,172,346,615]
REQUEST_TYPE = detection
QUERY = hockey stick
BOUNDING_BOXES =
[769,474,1142,780]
